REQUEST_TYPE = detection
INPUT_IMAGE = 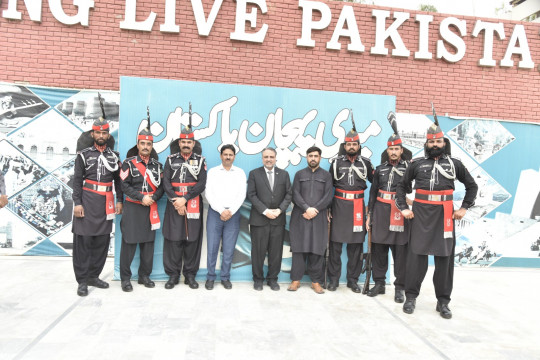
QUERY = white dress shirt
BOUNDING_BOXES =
[205,164,247,215]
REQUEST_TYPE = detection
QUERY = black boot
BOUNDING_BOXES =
[436,302,452,319]
[138,276,155,288]
[367,283,385,297]
[403,298,416,314]
[347,282,361,293]
[394,289,405,303]
[77,283,88,297]
[121,280,133,292]
[165,276,179,289]
[184,277,199,289]
[327,280,338,291]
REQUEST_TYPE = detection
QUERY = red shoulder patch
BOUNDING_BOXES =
[120,168,129,181]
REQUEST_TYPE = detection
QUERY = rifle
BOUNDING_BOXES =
[323,209,331,289]
[362,227,372,294]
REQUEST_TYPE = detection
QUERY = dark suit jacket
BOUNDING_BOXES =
[247,166,292,226]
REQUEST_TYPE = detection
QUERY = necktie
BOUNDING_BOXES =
[268,170,274,190]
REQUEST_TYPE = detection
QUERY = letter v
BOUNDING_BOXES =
[191,0,224,36]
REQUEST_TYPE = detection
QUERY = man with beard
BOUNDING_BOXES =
[119,118,164,292]
[288,146,333,294]
[162,115,207,290]
[204,144,246,290]
[396,110,477,319]
[327,121,373,293]
[247,147,292,291]
[0,170,7,208]
[72,110,123,297]
[366,112,411,302]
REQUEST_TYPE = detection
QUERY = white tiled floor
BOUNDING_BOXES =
[1,256,539,360]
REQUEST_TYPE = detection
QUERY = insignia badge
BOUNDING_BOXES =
[356,212,362,221]
[191,200,197,208]
[108,201,113,209]
[394,212,401,220]
[120,168,129,181]
[447,219,451,226]
[153,211,158,219]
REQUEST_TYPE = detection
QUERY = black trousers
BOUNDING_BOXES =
[163,238,202,279]
[290,252,324,284]
[404,244,455,304]
[72,234,110,284]
[327,241,363,284]
[250,224,284,282]
[119,239,155,281]
[372,243,407,290]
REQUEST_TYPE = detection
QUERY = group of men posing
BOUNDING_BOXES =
[70,110,477,320]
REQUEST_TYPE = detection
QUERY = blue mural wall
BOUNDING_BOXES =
[1,79,538,283]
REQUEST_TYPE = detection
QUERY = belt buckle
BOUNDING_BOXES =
[346,193,354,200]
[430,194,441,201]
[180,186,187,193]
[383,193,392,200]
[97,185,107,192]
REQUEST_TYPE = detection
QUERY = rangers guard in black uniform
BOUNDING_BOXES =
[327,112,374,293]
[396,104,477,319]
[162,104,207,290]
[72,94,123,297]
[119,109,164,292]
[366,111,412,303]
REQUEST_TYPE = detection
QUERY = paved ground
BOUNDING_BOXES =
[0,256,539,360]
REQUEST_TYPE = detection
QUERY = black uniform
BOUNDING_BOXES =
[119,155,164,282]
[72,146,123,284]
[396,154,477,304]
[327,155,373,285]
[289,167,333,283]
[162,152,207,280]
[368,159,409,289]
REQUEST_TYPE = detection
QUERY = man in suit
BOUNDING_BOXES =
[247,148,292,291]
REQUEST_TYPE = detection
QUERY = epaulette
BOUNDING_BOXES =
[111,150,120,157]
[149,157,162,165]
[360,155,372,164]
[411,156,425,163]
[124,155,137,162]
[77,147,93,155]
[168,152,180,159]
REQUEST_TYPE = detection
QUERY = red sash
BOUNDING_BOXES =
[377,190,404,232]
[83,179,115,220]
[334,189,364,232]
[128,159,160,230]
[172,182,200,219]
[414,189,454,239]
